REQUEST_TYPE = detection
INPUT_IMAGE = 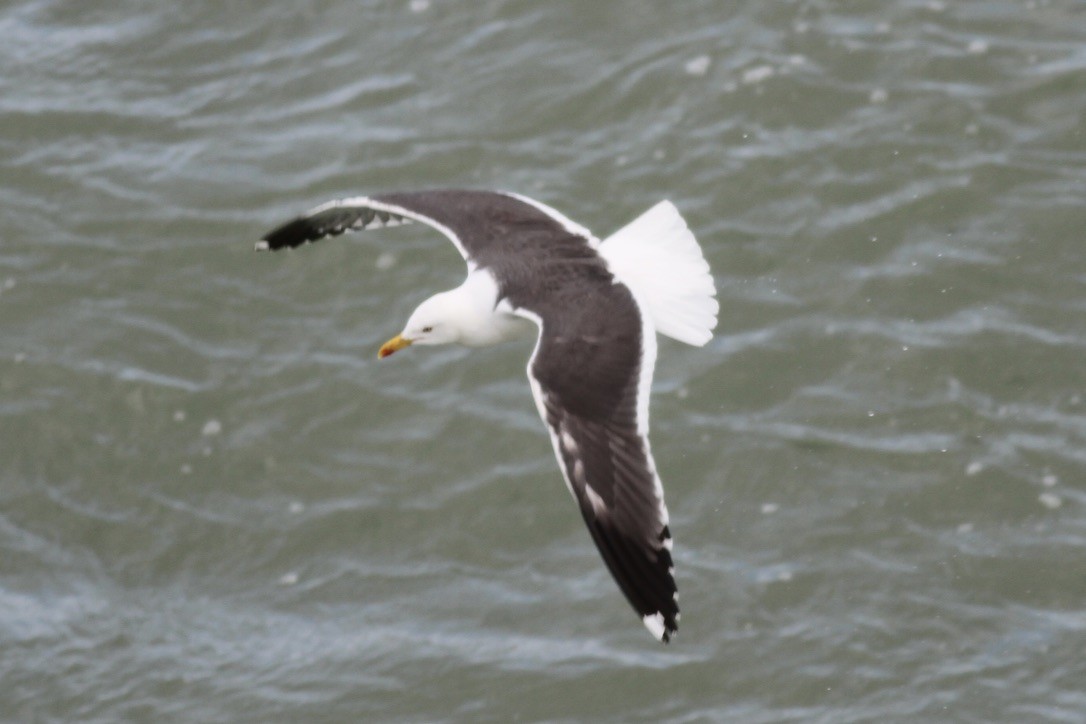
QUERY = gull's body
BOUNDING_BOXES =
[259,189,717,642]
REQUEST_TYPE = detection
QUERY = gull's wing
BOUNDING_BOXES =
[514,280,679,643]
[257,190,599,274]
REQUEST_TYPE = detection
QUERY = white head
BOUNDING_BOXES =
[377,271,530,359]
[378,290,464,358]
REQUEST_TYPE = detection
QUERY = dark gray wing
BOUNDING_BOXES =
[256,190,599,272]
[517,276,679,643]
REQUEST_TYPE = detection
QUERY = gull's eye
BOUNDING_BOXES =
[422,326,433,333]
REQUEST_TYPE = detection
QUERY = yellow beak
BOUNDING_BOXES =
[378,334,413,359]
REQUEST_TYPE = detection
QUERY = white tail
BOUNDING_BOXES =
[600,201,718,346]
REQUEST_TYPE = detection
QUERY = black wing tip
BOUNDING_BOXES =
[591,524,680,643]
[257,217,322,251]
[633,546,680,643]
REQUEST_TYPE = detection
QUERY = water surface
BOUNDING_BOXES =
[3,1,1086,721]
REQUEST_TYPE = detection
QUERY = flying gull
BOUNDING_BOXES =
[257,190,717,642]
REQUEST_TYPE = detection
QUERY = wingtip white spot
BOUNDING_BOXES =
[254,240,270,251]
[642,612,673,642]
[643,612,666,640]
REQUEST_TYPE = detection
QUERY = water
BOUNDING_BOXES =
[3,1,1086,721]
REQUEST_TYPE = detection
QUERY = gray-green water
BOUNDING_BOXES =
[4,1,1086,721]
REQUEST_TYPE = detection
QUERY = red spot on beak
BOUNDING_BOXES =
[378,334,412,359]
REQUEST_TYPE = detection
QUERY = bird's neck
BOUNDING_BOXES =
[450,270,533,347]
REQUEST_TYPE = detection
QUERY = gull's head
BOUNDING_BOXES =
[378,272,518,359]
[378,291,463,358]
